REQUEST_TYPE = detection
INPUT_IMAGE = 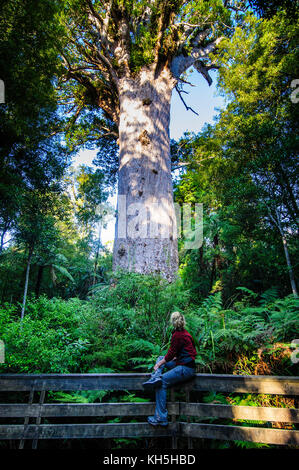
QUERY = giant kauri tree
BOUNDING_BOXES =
[59,0,242,280]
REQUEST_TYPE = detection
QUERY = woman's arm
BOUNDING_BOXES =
[154,357,166,371]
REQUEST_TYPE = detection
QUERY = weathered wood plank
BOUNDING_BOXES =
[32,390,45,449]
[0,423,175,440]
[1,421,298,444]
[0,402,178,418]
[0,374,148,391]
[2,402,297,423]
[0,373,298,394]
[19,388,34,450]
[185,390,193,449]
[179,403,299,423]
[193,375,299,395]
[180,422,299,445]
[170,388,177,449]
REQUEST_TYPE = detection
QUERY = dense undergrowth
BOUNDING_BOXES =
[0,272,298,376]
[0,272,298,449]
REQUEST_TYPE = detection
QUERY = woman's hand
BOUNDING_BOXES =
[154,358,166,371]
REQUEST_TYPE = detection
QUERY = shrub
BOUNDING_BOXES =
[0,275,298,376]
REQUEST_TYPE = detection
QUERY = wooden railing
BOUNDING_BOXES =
[0,373,298,448]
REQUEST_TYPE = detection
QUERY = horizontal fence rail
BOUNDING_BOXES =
[0,373,298,448]
[0,373,298,394]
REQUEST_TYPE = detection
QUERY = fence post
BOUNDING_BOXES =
[19,389,34,449]
[170,388,177,449]
[186,390,193,449]
[32,389,46,449]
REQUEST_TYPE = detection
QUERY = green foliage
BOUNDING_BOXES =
[84,272,190,370]
[175,8,298,301]
[0,273,298,378]
[0,1,298,451]
[185,290,299,374]
[0,273,297,451]
[0,273,188,373]
[0,296,92,373]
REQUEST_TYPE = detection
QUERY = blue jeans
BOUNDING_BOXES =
[153,356,196,422]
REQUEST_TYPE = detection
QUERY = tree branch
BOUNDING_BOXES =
[175,85,199,115]
[171,37,224,83]
[86,0,113,48]
[224,0,246,12]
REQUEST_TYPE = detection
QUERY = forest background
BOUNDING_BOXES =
[0,0,298,449]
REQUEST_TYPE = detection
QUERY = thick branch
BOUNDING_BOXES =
[171,37,223,84]
[86,0,113,48]
[224,1,246,12]
[61,59,119,125]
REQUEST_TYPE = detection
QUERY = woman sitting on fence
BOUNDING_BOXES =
[142,311,197,426]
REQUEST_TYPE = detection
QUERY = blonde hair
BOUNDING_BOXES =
[170,311,186,330]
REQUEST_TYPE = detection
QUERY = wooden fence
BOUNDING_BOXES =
[0,373,298,449]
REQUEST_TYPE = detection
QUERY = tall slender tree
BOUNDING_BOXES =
[58,0,242,280]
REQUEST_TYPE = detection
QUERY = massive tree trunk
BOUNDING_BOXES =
[112,68,178,281]
[62,1,224,281]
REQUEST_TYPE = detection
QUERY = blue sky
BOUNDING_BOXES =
[170,70,225,140]
[74,70,225,166]
[73,70,225,247]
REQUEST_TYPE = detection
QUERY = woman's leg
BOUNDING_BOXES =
[152,365,195,423]
[142,356,176,389]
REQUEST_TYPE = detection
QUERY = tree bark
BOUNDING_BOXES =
[281,234,298,298]
[93,225,102,288]
[35,265,44,297]
[0,220,10,253]
[266,204,298,298]
[21,248,33,321]
[113,67,178,281]
[0,230,5,254]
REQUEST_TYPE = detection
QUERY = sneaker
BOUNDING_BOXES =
[147,416,168,426]
[142,377,162,390]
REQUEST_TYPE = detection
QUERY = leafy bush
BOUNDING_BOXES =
[0,295,92,373]
[0,275,298,376]
[0,273,189,373]
[185,289,299,375]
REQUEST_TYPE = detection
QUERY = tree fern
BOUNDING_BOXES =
[259,287,279,306]
[199,292,223,315]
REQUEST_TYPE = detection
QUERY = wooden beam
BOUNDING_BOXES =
[0,374,148,391]
[170,388,177,449]
[192,374,299,395]
[179,403,299,423]
[0,374,298,395]
[1,421,298,445]
[0,402,178,417]
[32,390,46,449]
[19,389,34,450]
[0,423,176,440]
[2,402,297,423]
[180,422,299,446]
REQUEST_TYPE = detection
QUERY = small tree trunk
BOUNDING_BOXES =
[0,231,5,254]
[21,248,33,321]
[113,67,178,281]
[281,234,298,298]
[0,220,10,253]
[210,257,216,291]
[273,207,298,298]
[35,265,44,297]
[93,225,102,288]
